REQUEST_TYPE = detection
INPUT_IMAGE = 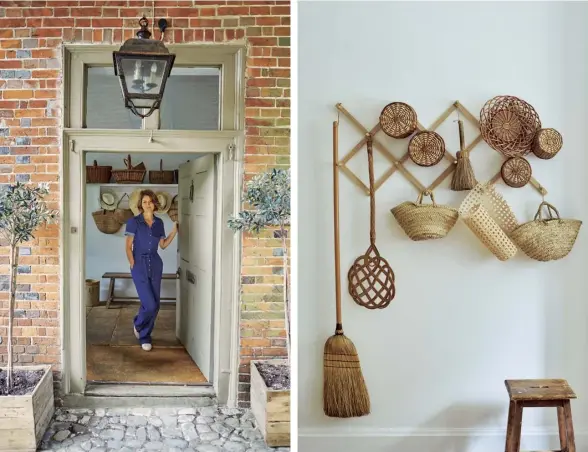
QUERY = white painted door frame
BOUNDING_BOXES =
[60,129,244,406]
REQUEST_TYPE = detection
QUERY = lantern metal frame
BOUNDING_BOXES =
[113,16,176,119]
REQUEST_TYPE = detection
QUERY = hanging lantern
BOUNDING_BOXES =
[113,16,175,118]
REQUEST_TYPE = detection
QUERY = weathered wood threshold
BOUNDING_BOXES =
[87,380,211,387]
[84,383,215,398]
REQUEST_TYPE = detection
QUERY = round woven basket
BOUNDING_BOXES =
[532,128,563,160]
[510,201,582,261]
[390,191,459,241]
[480,95,541,157]
[501,156,532,188]
[379,102,418,138]
[92,210,122,234]
[408,131,446,167]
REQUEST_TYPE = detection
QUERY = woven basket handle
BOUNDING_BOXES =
[117,192,129,208]
[124,154,132,169]
[416,190,437,206]
[534,201,560,221]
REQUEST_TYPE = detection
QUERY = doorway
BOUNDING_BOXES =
[61,131,243,405]
[61,43,246,406]
[83,151,215,387]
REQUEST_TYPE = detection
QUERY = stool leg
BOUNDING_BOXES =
[557,406,568,450]
[505,401,522,452]
[505,401,515,452]
[106,278,114,309]
[563,400,576,452]
[511,402,523,452]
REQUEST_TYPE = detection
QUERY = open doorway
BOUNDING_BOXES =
[83,151,217,387]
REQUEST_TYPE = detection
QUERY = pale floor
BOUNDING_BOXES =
[85,304,207,384]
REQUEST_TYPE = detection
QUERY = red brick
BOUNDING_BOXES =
[0,40,21,49]
[0,0,291,408]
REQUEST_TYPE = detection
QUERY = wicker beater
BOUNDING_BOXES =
[347,134,396,310]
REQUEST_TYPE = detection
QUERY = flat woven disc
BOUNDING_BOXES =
[379,102,418,139]
[501,156,532,188]
[408,131,446,167]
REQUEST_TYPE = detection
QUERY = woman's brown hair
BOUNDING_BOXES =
[137,189,160,212]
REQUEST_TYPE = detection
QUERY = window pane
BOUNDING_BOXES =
[160,67,221,130]
[85,67,142,129]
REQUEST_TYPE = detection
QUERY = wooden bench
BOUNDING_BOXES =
[102,272,179,309]
[504,379,577,452]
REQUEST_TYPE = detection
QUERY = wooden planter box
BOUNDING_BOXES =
[250,359,290,447]
[0,365,55,452]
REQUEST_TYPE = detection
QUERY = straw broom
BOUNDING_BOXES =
[451,117,477,191]
[323,119,371,418]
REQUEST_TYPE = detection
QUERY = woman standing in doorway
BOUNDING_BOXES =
[124,190,178,351]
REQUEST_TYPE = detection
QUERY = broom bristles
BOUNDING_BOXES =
[323,332,370,418]
[451,151,477,191]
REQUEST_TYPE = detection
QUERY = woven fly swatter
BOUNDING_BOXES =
[347,134,396,309]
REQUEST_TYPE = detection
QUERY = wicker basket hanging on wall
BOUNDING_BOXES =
[501,156,532,188]
[510,201,582,261]
[479,95,541,157]
[532,128,563,160]
[92,210,122,234]
[379,102,418,138]
[408,131,446,167]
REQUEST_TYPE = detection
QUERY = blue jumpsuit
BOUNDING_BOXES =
[124,214,166,345]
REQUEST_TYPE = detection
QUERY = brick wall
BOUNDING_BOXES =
[0,0,290,406]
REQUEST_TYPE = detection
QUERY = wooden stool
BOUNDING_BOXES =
[504,379,577,452]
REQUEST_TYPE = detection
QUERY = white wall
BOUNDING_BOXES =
[85,152,195,302]
[298,2,588,451]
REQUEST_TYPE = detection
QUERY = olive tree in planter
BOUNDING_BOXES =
[228,168,290,447]
[0,182,58,451]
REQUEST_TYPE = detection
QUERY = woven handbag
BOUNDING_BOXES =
[510,201,582,261]
[391,191,459,241]
[92,210,122,234]
[458,182,519,261]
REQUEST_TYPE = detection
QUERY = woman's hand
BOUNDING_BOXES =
[172,222,179,233]
[130,259,134,269]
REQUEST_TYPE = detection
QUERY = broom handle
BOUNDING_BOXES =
[333,120,343,331]
[458,119,465,153]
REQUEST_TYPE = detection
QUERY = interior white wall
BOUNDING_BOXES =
[84,152,196,302]
[298,2,588,451]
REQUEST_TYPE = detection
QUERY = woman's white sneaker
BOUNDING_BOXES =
[141,343,152,351]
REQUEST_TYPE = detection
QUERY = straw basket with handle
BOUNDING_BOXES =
[86,160,112,184]
[510,201,582,261]
[149,159,175,184]
[458,182,519,261]
[112,154,146,184]
[92,209,122,234]
[391,190,459,241]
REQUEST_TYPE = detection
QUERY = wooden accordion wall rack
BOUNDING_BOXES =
[335,100,548,197]
[334,97,583,311]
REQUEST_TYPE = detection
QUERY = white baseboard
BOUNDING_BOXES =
[298,428,588,452]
